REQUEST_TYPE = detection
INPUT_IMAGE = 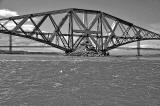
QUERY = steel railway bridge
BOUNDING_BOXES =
[0,8,160,55]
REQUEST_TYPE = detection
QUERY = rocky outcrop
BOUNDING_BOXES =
[67,41,109,57]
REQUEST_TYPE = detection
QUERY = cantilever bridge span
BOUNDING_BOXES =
[0,8,160,54]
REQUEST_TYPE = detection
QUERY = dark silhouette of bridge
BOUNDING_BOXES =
[0,8,160,55]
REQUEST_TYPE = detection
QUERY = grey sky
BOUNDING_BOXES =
[0,0,160,27]
[0,0,160,49]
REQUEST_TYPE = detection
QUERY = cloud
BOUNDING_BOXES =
[0,9,35,31]
[0,9,18,17]
[21,24,34,31]
[5,22,16,30]
[0,9,41,33]
[0,21,34,31]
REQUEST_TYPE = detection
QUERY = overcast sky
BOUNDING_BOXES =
[0,0,160,30]
[0,0,160,49]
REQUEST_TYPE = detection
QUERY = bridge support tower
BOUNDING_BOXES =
[137,40,141,56]
[0,8,160,55]
[9,34,12,53]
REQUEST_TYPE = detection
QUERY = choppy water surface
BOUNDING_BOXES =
[0,54,160,106]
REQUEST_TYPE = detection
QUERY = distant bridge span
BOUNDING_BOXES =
[0,8,160,53]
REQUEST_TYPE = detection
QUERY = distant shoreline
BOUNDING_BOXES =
[0,49,63,55]
[0,52,160,62]
[1,49,160,56]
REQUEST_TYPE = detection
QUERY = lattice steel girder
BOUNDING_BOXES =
[0,8,160,53]
[12,15,30,32]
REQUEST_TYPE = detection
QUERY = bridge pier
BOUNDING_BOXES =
[137,40,141,56]
[101,50,110,56]
[9,34,12,53]
[65,49,73,54]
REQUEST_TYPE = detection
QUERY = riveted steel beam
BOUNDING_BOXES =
[12,15,30,32]
[0,8,160,53]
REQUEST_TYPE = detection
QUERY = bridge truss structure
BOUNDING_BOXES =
[0,8,160,54]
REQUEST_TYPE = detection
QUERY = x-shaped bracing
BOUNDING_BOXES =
[0,8,160,53]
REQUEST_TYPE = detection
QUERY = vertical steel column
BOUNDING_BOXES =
[9,34,12,53]
[100,13,103,50]
[97,16,100,50]
[68,12,73,49]
[137,40,141,56]
[83,12,88,28]
[83,12,89,43]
